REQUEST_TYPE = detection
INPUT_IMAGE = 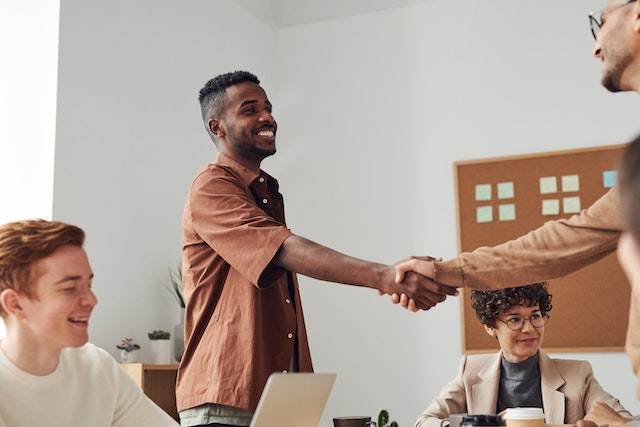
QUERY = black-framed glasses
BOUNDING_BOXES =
[589,0,636,40]
[496,312,549,331]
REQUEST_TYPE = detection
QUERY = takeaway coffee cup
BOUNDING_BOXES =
[503,408,545,427]
[333,416,377,427]
[440,413,468,427]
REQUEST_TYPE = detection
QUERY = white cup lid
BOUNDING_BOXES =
[504,408,544,420]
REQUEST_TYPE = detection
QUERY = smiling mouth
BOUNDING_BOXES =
[256,128,275,138]
[69,317,89,324]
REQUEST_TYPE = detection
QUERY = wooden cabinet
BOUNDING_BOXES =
[121,363,179,421]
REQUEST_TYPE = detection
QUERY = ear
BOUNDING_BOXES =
[209,119,226,139]
[484,324,497,338]
[633,0,640,33]
[0,289,25,319]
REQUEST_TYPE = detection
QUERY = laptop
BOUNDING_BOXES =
[249,372,336,427]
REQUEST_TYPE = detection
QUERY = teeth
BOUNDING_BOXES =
[69,317,89,323]
[258,130,274,137]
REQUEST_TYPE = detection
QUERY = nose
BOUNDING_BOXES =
[521,318,536,332]
[259,109,276,124]
[80,289,98,307]
[592,40,602,58]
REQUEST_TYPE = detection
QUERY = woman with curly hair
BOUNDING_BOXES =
[415,282,630,427]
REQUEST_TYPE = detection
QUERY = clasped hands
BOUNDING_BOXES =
[380,255,458,312]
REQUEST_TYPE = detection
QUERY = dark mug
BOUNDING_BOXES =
[461,414,505,427]
[333,416,377,427]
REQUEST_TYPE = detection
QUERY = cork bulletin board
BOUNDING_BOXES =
[456,144,630,353]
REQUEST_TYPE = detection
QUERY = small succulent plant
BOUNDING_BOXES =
[378,409,399,427]
[148,330,171,340]
[116,338,140,352]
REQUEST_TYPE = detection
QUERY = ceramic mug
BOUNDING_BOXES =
[440,413,468,427]
[333,416,377,427]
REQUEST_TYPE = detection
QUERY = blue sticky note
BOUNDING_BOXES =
[603,170,617,188]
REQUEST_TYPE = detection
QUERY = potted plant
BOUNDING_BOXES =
[163,260,185,362]
[116,338,140,363]
[148,330,171,364]
[378,409,399,427]
[163,260,185,308]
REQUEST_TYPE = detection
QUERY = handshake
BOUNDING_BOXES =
[379,255,459,312]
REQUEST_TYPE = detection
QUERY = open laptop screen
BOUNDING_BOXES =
[249,373,336,427]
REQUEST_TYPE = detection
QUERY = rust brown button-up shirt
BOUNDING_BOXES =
[176,153,313,413]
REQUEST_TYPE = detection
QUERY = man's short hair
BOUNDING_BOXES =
[0,220,85,317]
[198,70,261,122]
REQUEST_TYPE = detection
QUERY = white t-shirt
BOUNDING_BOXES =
[0,342,179,427]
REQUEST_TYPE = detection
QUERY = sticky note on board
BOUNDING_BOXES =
[539,176,557,194]
[499,204,516,221]
[475,184,492,201]
[603,170,617,188]
[563,196,581,214]
[542,199,560,216]
[497,182,514,199]
[562,175,580,192]
[476,206,493,223]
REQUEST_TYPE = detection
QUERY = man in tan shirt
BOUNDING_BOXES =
[394,0,640,403]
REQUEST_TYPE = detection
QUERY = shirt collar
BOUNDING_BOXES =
[215,152,262,186]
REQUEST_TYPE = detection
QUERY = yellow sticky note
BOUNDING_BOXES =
[539,176,557,194]
[562,175,580,192]
[563,196,581,214]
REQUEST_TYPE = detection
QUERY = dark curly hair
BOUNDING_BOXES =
[470,282,552,328]
[198,70,260,123]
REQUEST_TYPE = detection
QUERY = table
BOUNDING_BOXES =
[120,363,179,421]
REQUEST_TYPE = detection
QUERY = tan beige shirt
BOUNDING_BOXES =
[177,153,313,413]
[415,350,631,427]
[434,187,622,289]
[433,187,640,377]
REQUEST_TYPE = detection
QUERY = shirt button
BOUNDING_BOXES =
[285,298,291,304]
[287,333,293,339]
[259,177,265,183]
[262,198,268,204]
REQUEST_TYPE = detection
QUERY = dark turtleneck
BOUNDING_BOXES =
[496,351,543,414]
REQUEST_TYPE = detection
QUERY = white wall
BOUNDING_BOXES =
[0,0,60,340]
[275,1,640,425]
[48,0,640,426]
[0,0,58,224]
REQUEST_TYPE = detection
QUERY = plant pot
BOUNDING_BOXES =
[149,339,172,364]
[120,349,139,363]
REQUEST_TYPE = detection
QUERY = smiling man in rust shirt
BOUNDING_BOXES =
[176,71,458,427]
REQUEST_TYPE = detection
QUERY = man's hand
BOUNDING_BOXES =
[378,256,456,312]
[582,402,632,427]
[389,270,458,311]
[395,255,438,282]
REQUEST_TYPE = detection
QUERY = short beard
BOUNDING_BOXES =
[601,48,633,93]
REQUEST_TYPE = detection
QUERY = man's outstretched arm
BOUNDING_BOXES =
[272,235,458,311]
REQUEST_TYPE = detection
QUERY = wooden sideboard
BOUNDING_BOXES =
[121,363,179,421]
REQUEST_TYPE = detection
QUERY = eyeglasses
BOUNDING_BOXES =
[496,312,549,331]
[589,0,636,40]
